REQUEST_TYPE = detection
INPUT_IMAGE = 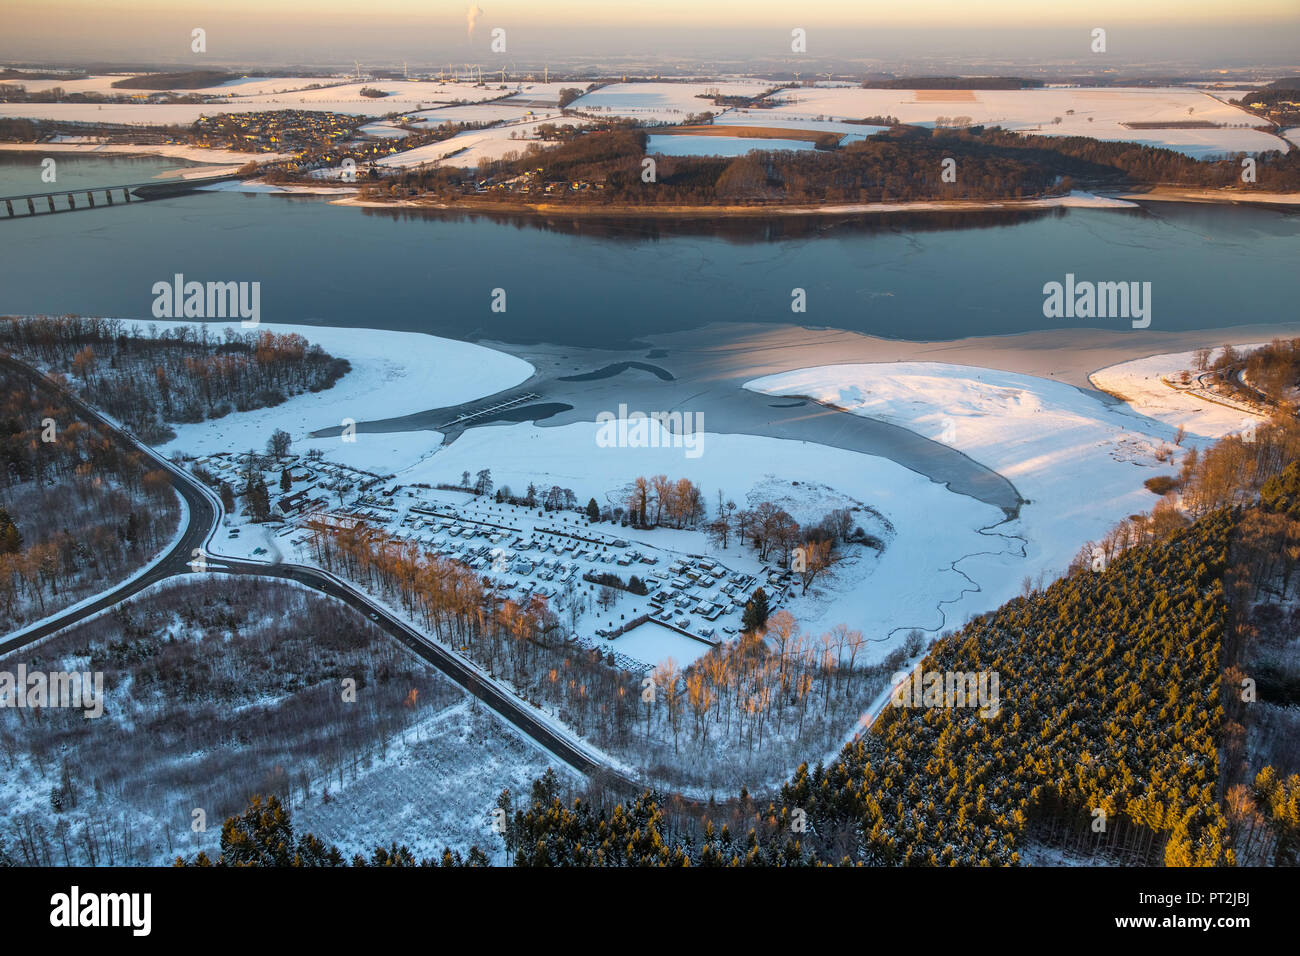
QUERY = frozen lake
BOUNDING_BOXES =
[2,167,1296,350]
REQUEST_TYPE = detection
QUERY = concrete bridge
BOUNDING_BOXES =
[0,173,240,219]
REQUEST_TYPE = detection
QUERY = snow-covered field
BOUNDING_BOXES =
[197,179,357,195]
[712,112,889,143]
[5,78,1284,162]
[148,321,532,470]
[9,74,340,98]
[614,620,713,669]
[216,79,509,110]
[757,85,1286,158]
[357,120,411,139]
[406,102,564,128]
[647,134,818,156]
[374,116,589,169]
[1200,88,1259,104]
[0,80,513,124]
[0,102,303,124]
[495,82,587,108]
[292,697,572,862]
[1090,345,1267,439]
[745,361,1203,595]
[569,80,777,122]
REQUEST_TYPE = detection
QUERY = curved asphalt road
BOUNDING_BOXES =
[0,354,632,787]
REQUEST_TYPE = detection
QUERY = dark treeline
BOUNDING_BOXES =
[0,118,39,140]
[0,315,349,443]
[951,126,1300,190]
[862,76,1043,89]
[0,363,178,627]
[110,71,231,90]
[1233,338,1300,407]
[377,123,1299,208]
[389,128,1064,204]
[172,794,489,867]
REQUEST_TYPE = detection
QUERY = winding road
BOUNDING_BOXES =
[0,354,631,786]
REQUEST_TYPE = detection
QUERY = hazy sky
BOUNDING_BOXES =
[4,1,1299,69]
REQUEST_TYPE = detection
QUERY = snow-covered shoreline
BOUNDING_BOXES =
[328,188,1139,216]
[133,320,534,472]
[23,317,1286,661]
[0,141,287,165]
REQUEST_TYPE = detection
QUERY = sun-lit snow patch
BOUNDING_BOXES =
[569,80,779,122]
[754,85,1288,158]
[746,361,1192,588]
[647,134,817,156]
[144,321,532,471]
[406,102,563,127]
[1090,345,1268,440]
[613,621,712,669]
[712,113,889,143]
[375,117,589,169]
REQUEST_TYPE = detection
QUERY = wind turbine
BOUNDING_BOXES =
[354,60,362,81]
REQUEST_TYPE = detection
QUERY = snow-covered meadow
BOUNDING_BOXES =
[0,78,517,125]
[1090,346,1268,439]
[646,134,818,157]
[569,80,777,122]
[711,112,890,143]
[755,85,1287,158]
[148,321,532,471]
[374,116,589,170]
[743,360,1228,597]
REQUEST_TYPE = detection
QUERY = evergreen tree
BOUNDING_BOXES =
[586,497,600,521]
[0,508,21,554]
[245,475,271,522]
[741,587,770,633]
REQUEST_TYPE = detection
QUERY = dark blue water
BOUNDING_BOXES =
[0,151,203,194]
[1,175,1296,348]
